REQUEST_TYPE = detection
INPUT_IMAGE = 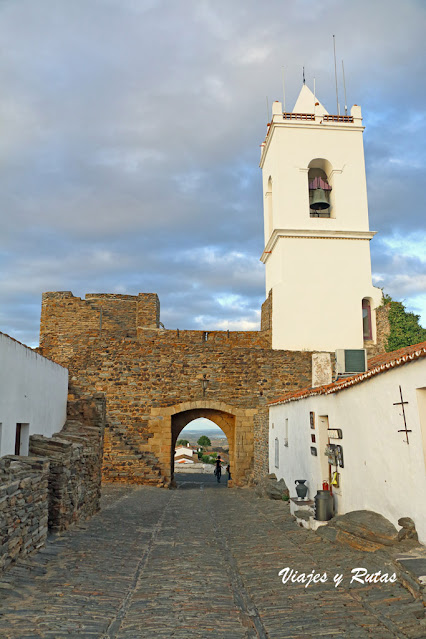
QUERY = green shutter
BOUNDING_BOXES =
[344,350,366,373]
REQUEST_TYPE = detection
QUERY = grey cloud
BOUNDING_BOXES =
[0,0,425,345]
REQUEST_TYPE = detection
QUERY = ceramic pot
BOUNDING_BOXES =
[295,479,308,500]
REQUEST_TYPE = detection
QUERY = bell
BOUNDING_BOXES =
[310,188,330,211]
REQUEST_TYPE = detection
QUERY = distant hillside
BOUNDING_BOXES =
[181,430,228,444]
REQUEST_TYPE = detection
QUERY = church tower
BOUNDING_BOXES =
[260,85,382,352]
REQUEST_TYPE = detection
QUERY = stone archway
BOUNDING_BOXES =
[149,400,256,486]
[172,409,234,477]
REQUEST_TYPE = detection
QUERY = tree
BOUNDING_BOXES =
[381,293,426,352]
[177,439,189,447]
[197,435,211,448]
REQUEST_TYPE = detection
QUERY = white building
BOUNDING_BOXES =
[269,342,426,544]
[0,332,68,456]
[260,85,382,352]
[174,444,197,464]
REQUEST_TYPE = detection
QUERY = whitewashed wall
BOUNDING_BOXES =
[175,445,195,458]
[269,358,426,544]
[0,333,68,456]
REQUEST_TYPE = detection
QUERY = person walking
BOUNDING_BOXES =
[214,456,222,483]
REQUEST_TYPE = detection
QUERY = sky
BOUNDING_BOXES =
[0,0,425,347]
[180,418,225,436]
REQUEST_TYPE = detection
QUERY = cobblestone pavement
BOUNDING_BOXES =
[0,475,425,638]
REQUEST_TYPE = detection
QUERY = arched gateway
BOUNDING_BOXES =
[151,401,255,484]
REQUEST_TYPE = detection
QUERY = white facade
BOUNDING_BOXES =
[260,85,382,351]
[175,445,196,459]
[174,445,198,463]
[269,352,426,544]
[0,332,68,456]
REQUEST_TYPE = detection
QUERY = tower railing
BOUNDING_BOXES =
[282,113,354,123]
[323,114,354,123]
[283,112,315,120]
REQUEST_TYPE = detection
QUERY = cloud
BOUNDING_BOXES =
[372,234,426,324]
[0,0,424,346]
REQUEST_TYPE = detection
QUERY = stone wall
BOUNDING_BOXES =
[253,407,269,483]
[366,304,391,359]
[39,291,313,487]
[260,289,272,341]
[0,395,106,573]
[0,456,49,572]
[375,304,391,353]
[137,293,160,329]
[29,394,106,531]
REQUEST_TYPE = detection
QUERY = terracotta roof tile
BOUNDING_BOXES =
[269,341,426,407]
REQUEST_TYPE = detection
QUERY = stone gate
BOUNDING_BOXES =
[39,291,313,486]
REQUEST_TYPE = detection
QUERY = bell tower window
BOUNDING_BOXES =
[309,170,332,217]
[307,158,333,218]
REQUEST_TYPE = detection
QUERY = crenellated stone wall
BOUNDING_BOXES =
[39,291,313,487]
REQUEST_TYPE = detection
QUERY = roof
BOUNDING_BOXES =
[174,454,195,462]
[293,84,328,116]
[269,341,426,407]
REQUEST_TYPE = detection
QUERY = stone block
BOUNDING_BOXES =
[255,475,289,500]
[329,510,399,549]
[398,517,418,541]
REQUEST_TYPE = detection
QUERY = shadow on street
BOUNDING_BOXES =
[175,471,228,489]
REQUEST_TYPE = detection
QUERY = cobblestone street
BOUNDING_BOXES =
[0,476,425,639]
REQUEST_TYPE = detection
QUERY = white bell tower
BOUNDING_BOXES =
[260,84,382,352]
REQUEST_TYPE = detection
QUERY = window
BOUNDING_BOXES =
[284,418,289,447]
[266,177,273,238]
[274,437,279,468]
[362,299,372,340]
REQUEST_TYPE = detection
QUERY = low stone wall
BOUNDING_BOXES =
[29,394,106,531]
[0,456,49,572]
[0,394,106,573]
[174,463,214,474]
